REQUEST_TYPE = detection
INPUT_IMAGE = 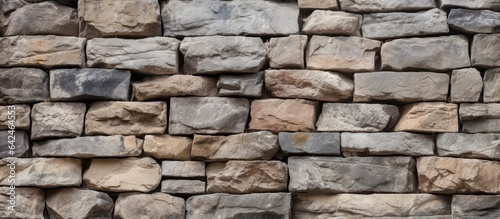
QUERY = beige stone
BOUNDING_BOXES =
[249,99,318,132]
[267,35,307,69]
[132,75,217,101]
[46,188,113,219]
[0,105,30,130]
[298,0,338,9]
[114,193,185,219]
[303,11,362,36]
[143,135,192,160]
[394,102,459,133]
[0,187,45,219]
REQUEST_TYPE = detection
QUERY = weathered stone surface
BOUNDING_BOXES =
[143,135,192,160]
[472,34,500,68]
[267,35,307,69]
[0,131,29,158]
[207,161,288,193]
[0,187,45,219]
[162,0,299,36]
[417,156,500,194]
[87,37,180,75]
[50,68,131,101]
[85,101,167,135]
[307,36,381,73]
[114,193,185,219]
[0,68,49,104]
[459,103,500,133]
[249,99,318,132]
[78,0,161,38]
[5,1,78,36]
[279,132,340,155]
[161,180,205,195]
[317,103,399,132]
[485,68,500,103]
[381,35,470,71]
[83,157,161,192]
[132,75,217,101]
[46,188,113,219]
[31,102,86,140]
[303,11,361,36]
[394,102,459,133]
[169,97,249,134]
[0,36,86,68]
[437,133,500,160]
[186,193,291,219]
[192,131,278,161]
[449,9,500,34]
[217,72,264,98]
[266,70,354,102]
[289,156,416,193]
[161,161,205,178]
[298,0,337,9]
[0,105,30,130]
[339,0,436,12]
[180,36,266,74]
[354,72,449,103]
[452,195,500,219]
[0,158,81,188]
[341,132,435,156]
[440,0,500,10]
[451,68,483,103]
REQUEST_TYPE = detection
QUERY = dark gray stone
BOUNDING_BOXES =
[437,133,500,160]
[452,195,500,219]
[161,180,205,195]
[278,132,340,155]
[448,9,500,34]
[0,68,49,104]
[217,72,264,98]
[341,132,435,156]
[440,0,500,11]
[471,34,500,68]
[0,130,29,158]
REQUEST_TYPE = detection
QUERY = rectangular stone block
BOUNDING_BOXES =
[0,68,49,105]
[249,99,318,132]
[217,72,264,98]
[484,68,500,103]
[451,68,483,103]
[440,0,500,10]
[0,130,29,158]
[0,187,45,219]
[114,193,184,219]
[459,103,500,133]
[298,0,337,9]
[132,75,217,101]
[437,133,500,160]
[303,11,362,36]
[471,34,500,68]
[267,35,307,69]
[31,102,86,140]
[0,105,30,130]
[452,195,500,218]
[161,180,205,195]
[143,135,192,160]
[395,102,459,133]
[339,0,436,12]
[278,132,340,155]
[448,9,500,34]
[161,161,205,178]
[341,132,435,156]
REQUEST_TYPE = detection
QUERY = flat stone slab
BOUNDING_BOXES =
[471,34,500,68]
[217,72,264,98]
[31,102,86,140]
[0,130,29,158]
[0,187,45,219]
[303,11,361,36]
[395,102,459,133]
[341,132,435,156]
[459,103,500,133]
[46,188,113,219]
[0,105,30,130]
[440,0,500,10]
[249,99,318,132]
[132,75,217,101]
[0,68,49,104]
[161,180,205,195]
[161,161,205,178]
[114,193,185,219]
[484,68,500,103]
[143,135,192,160]
[339,0,436,12]
[278,132,340,155]
[448,9,500,34]
[451,68,483,103]
[452,195,500,219]
[298,0,338,9]
[437,133,500,160]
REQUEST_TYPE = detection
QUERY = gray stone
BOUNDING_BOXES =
[162,0,299,36]
[143,135,192,160]
[0,130,29,158]
[395,102,459,133]
[298,0,338,9]
[460,103,500,133]
[484,68,500,103]
[437,133,500,160]
[132,75,217,101]
[86,37,180,75]
[180,36,267,74]
[0,187,45,219]
[448,9,500,34]
[31,102,86,140]
[0,68,49,104]
[169,97,249,134]
[50,68,131,101]
[440,0,500,10]
[316,103,399,132]
[288,156,416,193]
[381,35,470,71]
[339,0,436,12]
[303,10,362,36]
[46,188,113,219]
[161,161,205,178]
[452,195,500,219]
[472,34,500,68]
[0,105,30,130]
[278,132,340,155]
[161,180,205,195]
[114,193,185,219]
[341,132,435,156]
[186,193,291,219]
[267,35,307,69]
[217,72,264,98]
[451,68,483,103]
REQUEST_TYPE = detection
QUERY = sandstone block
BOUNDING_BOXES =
[0,68,49,104]
[132,75,217,101]
[471,34,500,68]
[217,72,264,98]
[46,188,113,219]
[341,132,435,156]
[298,0,337,9]
[437,133,500,160]
[249,99,318,132]
[161,161,205,178]
[114,193,185,219]
[143,135,192,160]
[267,35,307,69]
[0,187,45,219]
[484,68,500,103]
[459,103,500,133]
[449,9,500,34]
[0,105,30,130]
[451,68,483,103]
[394,102,459,133]
[452,195,500,219]
[161,180,205,195]
[440,0,500,10]
[278,132,340,155]
[303,11,361,36]
[339,0,436,12]
[0,131,29,158]
[31,102,86,140]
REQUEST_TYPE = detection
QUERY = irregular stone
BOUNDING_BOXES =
[440,0,500,10]
[381,35,470,71]
[46,188,113,219]
[186,193,291,219]
[161,161,205,178]
[278,132,340,155]
[0,68,49,104]
[484,68,500,103]
[87,37,180,75]
[114,193,185,219]
[471,34,500,68]
[0,105,30,130]
[451,68,483,103]
[192,131,278,161]
[307,36,381,73]
[31,102,86,140]
[0,158,81,188]
[50,68,131,101]
[316,103,399,132]
[394,102,459,133]
[83,157,161,192]
[341,132,435,156]
[85,101,167,135]
[162,0,299,36]
[298,0,337,9]
[217,72,264,98]
[0,131,29,158]
[417,156,500,194]
[0,36,86,68]
[132,75,217,101]
[0,187,45,219]
[161,180,205,195]
[169,97,249,134]
[354,72,449,103]
[266,70,354,102]
[267,35,307,69]
[452,195,500,218]
[78,0,161,38]
[249,99,318,132]
[207,161,288,193]
[339,0,436,12]
[303,11,361,36]
[459,103,500,133]
[143,135,192,160]
[437,133,500,160]
[448,9,500,34]
[180,36,266,74]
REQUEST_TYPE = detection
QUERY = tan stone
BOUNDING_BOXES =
[249,99,318,132]
[143,135,192,160]
[267,35,307,69]
[0,187,45,219]
[298,0,338,9]
[132,75,217,101]
[394,102,459,133]
[114,193,185,219]
[0,105,30,130]
[303,11,362,36]
[46,188,113,219]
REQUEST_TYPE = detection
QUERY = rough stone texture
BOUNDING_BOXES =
[341,132,435,156]
[316,103,399,132]
[114,193,185,219]
[161,161,205,178]
[266,70,354,102]
[161,180,205,195]
[298,0,337,9]
[471,34,500,68]
[303,11,362,36]
[132,75,217,101]
[278,132,340,155]
[0,68,49,104]
[169,97,249,135]
[451,68,483,103]
[87,37,180,75]
[354,72,449,103]
[339,0,436,12]
[484,68,500,103]
[0,130,29,158]
[267,35,307,69]
[459,103,500,133]
[363,9,449,39]
[162,0,299,36]
[307,36,381,73]
[381,35,470,71]
[186,193,291,219]
[0,187,45,219]
[180,36,266,74]
[0,158,81,188]
[394,102,459,133]
[440,0,500,10]
[85,101,167,135]
[50,68,131,101]
[31,102,86,140]
[437,133,500,160]
[78,0,161,38]
[0,105,30,130]
[46,188,113,219]
[289,156,416,193]
[206,161,288,193]
[417,156,500,194]
[217,72,264,98]
[249,99,318,132]
[83,157,161,192]
[448,9,500,34]
[143,135,192,160]
[191,131,279,161]
[452,195,500,219]
[0,36,86,68]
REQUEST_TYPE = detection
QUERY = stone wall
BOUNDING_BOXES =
[0,0,500,218]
